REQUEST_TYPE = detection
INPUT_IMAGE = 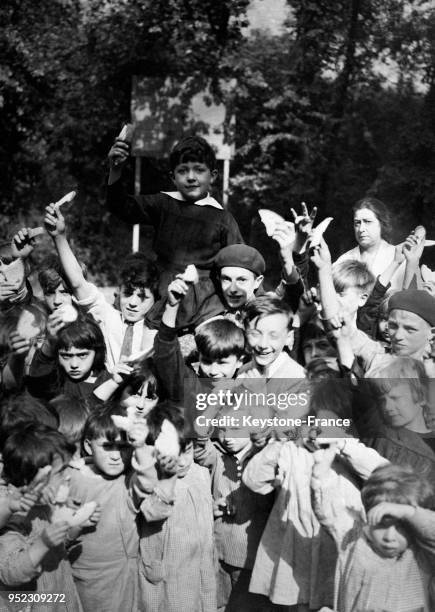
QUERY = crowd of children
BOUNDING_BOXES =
[0,133,435,611]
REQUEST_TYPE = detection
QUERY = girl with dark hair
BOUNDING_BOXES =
[335,196,405,290]
[27,313,110,402]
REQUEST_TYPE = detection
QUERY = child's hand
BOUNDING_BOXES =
[108,139,130,169]
[46,310,67,341]
[11,228,38,259]
[0,281,22,303]
[44,204,66,237]
[9,485,43,515]
[403,226,426,263]
[111,358,133,385]
[311,445,338,480]
[167,276,190,306]
[128,421,149,448]
[290,202,318,252]
[40,522,70,548]
[79,503,101,528]
[272,222,296,253]
[155,450,178,476]
[296,290,318,326]
[213,497,227,518]
[393,243,405,265]
[367,502,416,526]
[422,281,435,297]
[310,238,332,270]
[9,331,31,357]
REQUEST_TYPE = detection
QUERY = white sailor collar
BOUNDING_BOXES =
[161,191,223,210]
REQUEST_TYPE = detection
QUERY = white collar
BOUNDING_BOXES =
[161,191,223,210]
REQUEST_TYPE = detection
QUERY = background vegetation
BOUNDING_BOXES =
[2,0,435,287]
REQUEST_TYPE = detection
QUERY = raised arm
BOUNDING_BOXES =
[44,205,94,303]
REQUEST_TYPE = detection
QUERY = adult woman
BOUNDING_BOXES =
[335,197,405,289]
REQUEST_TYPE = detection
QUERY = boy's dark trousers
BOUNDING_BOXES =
[217,560,273,612]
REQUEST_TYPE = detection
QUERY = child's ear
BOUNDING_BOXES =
[358,292,369,307]
[253,274,264,292]
[286,330,295,351]
[83,439,93,456]
[210,169,218,185]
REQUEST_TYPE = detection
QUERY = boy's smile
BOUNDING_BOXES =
[120,286,155,323]
[246,313,293,369]
[172,161,217,202]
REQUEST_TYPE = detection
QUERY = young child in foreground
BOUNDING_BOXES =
[129,401,216,612]
[312,456,435,612]
[0,425,90,611]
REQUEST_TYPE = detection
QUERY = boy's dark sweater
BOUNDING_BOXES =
[106,182,244,273]
[26,349,110,402]
[154,322,221,429]
[357,278,389,339]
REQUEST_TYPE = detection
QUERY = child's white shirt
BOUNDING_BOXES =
[75,282,156,372]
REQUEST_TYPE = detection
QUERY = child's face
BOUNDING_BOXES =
[220,267,262,310]
[353,208,382,249]
[246,314,293,368]
[84,435,131,478]
[177,442,194,478]
[381,383,424,430]
[219,430,250,454]
[388,309,433,357]
[199,354,242,379]
[337,287,367,317]
[120,380,159,416]
[120,285,155,323]
[44,282,72,313]
[172,161,216,201]
[58,347,95,381]
[378,316,389,341]
[302,337,337,366]
[367,516,409,558]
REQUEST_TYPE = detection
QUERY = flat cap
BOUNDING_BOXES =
[388,290,435,326]
[214,245,265,276]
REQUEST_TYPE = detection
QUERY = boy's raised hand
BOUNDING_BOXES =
[272,221,296,253]
[128,420,149,448]
[155,450,178,477]
[167,276,190,306]
[11,227,39,259]
[290,202,317,253]
[108,139,130,169]
[367,502,416,526]
[44,204,66,237]
[111,358,134,385]
[310,237,332,270]
[403,225,426,263]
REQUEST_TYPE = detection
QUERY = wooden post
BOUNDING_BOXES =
[132,156,141,252]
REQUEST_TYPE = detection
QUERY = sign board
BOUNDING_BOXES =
[131,76,235,160]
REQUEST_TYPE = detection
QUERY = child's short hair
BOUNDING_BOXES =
[50,394,90,446]
[55,315,106,372]
[83,402,127,444]
[374,357,427,405]
[362,464,433,513]
[119,252,160,299]
[353,197,392,241]
[169,135,217,172]
[195,318,245,361]
[2,424,74,487]
[243,296,293,330]
[0,393,59,449]
[332,260,375,294]
[146,400,192,452]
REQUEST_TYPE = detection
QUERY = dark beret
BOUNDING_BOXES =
[214,245,266,276]
[388,290,435,326]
